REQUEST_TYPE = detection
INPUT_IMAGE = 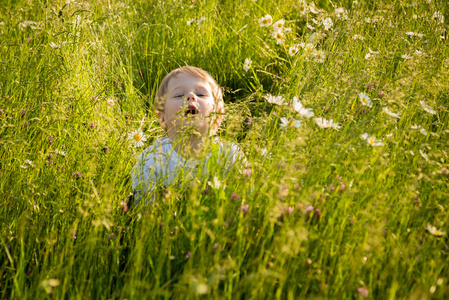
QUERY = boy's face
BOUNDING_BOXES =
[158,73,219,137]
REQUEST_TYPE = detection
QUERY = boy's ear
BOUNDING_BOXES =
[157,111,166,127]
[211,111,223,135]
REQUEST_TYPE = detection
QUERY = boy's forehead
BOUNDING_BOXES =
[168,73,212,91]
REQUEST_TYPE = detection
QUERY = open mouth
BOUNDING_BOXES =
[184,104,199,117]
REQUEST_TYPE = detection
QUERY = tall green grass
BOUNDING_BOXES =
[1,0,449,298]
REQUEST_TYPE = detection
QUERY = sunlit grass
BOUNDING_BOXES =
[1,0,448,298]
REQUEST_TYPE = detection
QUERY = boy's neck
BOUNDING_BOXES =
[167,133,211,160]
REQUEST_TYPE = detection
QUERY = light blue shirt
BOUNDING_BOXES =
[131,137,244,204]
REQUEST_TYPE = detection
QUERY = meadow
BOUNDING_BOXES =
[1,0,449,298]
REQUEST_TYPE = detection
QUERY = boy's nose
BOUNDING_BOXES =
[186,92,196,101]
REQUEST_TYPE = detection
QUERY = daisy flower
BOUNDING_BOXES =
[304,43,315,54]
[373,15,384,22]
[364,53,371,60]
[411,124,428,135]
[313,50,326,63]
[358,93,372,107]
[352,34,365,40]
[283,27,292,33]
[382,107,400,118]
[420,100,436,115]
[264,94,285,105]
[432,12,445,24]
[106,98,115,106]
[309,5,318,14]
[197,17,206,26]
[365,18,372,23]
[360,133,384,146]
[187,19,195,26]
[258,14,273,27]
[21,159,35,169]
[288,45,299,56]
[272,31,284,44]
[314,118,340,129]
[128,129,147,148]
[292,97,314,118]
[55,149,67,156]
[298,0,308,15]
[279,117,302,129]
[335,8,348,20]
[272,19,285,32]
[322,17,333,30]
[426,224,445,237]
[306,24,315,30]
[401,54,412,60]
[405,32,424,38]
[243,58,252,72]
[419,149,429,161]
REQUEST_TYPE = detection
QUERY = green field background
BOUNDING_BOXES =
[1,0,449,298]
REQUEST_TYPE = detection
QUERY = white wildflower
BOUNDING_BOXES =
[365,53,372,60]
[288,45,299,56]
[306,24,315,30]
[432,12,444,24]
[21,159,35,169]
[128,129,148,148]
[401,54,412,60]
[272,19,285,32]
[352,34,365,40]
[360,133,384,146]
[420,100,436,115]
[258,14,273,27]
[382,107,400,118]
[419,150,429,161]
[106,98,115,106]
[369,48,379,54]
[55,149,67,156]
[279,117,302,129]
[335,8,348,20]
[298,0,308,15]
[197,17,206,26]
[426,224,445,237]
[405,32,424,38]
[264,94,285,105]
[309,5,318,14]
[292,97,314,118]
[314,118,340,129]
[272,31,284,44]
[322,17,333,30]
[283,27,292,33]
[313,50,326,63]
[243,58,252,72]
[304,43,315,54]
[373,15,384,22]
[365,18,372,23]
[358,92,372,108]
[411,124,428,135]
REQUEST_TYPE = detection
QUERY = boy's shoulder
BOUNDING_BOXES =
[136,136,173,161]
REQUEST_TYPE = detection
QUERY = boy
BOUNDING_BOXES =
[131,66,245,204]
